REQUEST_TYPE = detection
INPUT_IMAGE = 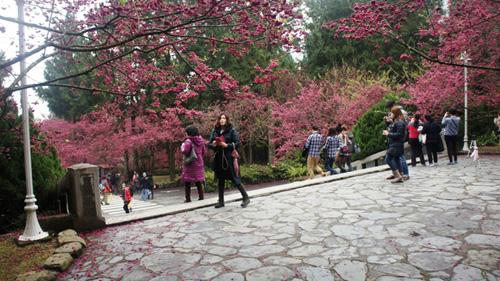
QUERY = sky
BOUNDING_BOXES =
[1,0,52,120]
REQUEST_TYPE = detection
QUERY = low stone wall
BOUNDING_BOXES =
[16,229,86,281]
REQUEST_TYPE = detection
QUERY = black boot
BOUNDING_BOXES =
[215,179,224,208]
[241,197,250,208]
[184,183,191,203]
[197,182,204,200]
[236,184,250,208]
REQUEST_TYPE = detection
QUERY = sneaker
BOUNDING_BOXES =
[447,162,454,165]
[429,163,435,167]
[241,198,250,208]
[453,161,458,165]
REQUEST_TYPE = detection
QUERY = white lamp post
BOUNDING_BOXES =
[17,0,48,242]
[460,51,471,152]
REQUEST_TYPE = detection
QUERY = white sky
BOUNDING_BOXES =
[1,0,51,120]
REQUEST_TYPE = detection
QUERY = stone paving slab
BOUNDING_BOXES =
[104,163,395,225]
[60,156,500,281]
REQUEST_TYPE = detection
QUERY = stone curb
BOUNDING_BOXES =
[105,164,395,225]
[15,229,87,281]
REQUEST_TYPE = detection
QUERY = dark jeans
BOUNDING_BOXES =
[409,138,425,166]
[325,157,337,174]
[218,178,248,203]
[385,153,402,172]
[185,182,204,202]
[445,135,458,162]
[426,142,439,164]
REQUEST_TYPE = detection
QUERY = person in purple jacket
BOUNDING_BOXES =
[181,126,206,203]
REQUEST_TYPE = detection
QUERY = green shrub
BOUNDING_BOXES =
[203,157,309,192]
[476,130,498,146]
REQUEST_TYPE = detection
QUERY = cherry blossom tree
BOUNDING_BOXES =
[272,67,390,157]
[324,0,499,113]
[1,0,302,168]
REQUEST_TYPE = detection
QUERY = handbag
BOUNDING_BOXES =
[339,145,350,156]
[183,141,198,165]
[419,133,427,144]
[231,148,240,176]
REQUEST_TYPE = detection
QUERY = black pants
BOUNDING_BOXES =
[409,138,425,166]
[123,201,130,213]
[426,142,439,164]
[185,182,204,202]
[218,178,248,203]
[445,135,458,162]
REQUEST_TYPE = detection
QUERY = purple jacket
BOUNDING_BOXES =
[181,136,206,183]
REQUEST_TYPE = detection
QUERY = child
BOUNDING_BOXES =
[121,182,133,213]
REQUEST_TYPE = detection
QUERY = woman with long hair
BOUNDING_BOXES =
[383,107,407,183]
[209,114,250,208]
[420,115,442,166]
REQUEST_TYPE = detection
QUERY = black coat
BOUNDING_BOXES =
[421,122,441,143]
[209,126,241,184]
[387,120,406,157]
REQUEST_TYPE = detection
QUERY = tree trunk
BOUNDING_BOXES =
[167,141,176,181]
[240,142,248,164]
[124,150,130,180]
[248,142,253,164]
[267,127,275,164]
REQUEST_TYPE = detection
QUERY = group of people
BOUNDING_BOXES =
[179,114,250,208]
[304,125,355,179]
[113,102,473,212]
[99,170,154,214]
[384,100,461,183]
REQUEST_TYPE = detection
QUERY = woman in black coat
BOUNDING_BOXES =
[209,114,250,208]
[383,107,406,183]
[420,115,442,166]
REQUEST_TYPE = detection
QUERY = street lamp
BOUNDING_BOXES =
[17,0,48,242]
[460,51,471,152]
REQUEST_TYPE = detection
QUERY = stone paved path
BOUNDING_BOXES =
[60,156,500,281]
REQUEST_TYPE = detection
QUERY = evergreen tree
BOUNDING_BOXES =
[303,0,423,82]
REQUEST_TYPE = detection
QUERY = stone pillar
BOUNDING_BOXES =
[67,163,105,231]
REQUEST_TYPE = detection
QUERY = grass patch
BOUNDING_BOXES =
[0,233,57,281]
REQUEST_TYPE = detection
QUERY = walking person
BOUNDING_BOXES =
[209,114,250,208]
[442,109,460,164]
[408,114,426,166]
[322,127,341,175]
[100,176,112,205]
[420,115,441,166]
[181,126,206,203]
[305,125,327,179]
[383,107,407,183]
[384,101,410,180]
[340,126,353,172]
[121,182,133,214]
[131,171,139,194]
[140,172,152,201]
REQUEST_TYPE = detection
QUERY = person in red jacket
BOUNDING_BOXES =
[121,183,133,213]
[407,114,426,166]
